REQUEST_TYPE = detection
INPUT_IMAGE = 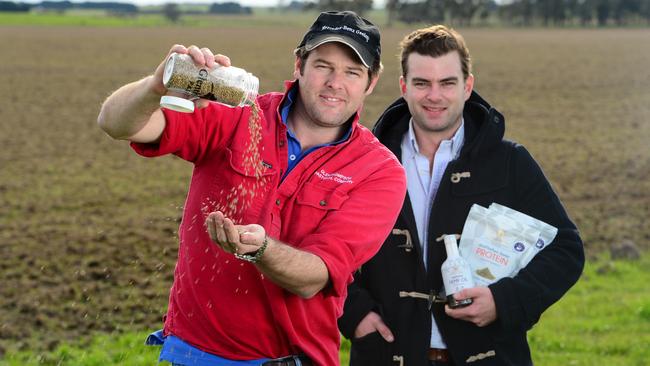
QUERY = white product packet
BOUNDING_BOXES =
[488,203,558,267]
[458,204,540,286]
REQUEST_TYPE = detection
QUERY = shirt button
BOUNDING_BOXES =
[276,199,281,205]
[289,154,296,161]
[279,140,285,147]
[319,200,326,206]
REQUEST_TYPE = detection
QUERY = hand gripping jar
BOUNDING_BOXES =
[160,52,259,113]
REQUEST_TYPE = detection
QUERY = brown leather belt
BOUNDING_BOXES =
[427,348,450,363]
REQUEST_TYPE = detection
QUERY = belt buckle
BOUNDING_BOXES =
[263,355,309,366]
[427,348,449,363]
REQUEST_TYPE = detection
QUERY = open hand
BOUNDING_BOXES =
[205,211,265,255]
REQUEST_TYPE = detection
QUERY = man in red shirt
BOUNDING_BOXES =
[97,11,406,366]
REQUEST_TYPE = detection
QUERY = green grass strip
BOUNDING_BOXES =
[2,254,648,365]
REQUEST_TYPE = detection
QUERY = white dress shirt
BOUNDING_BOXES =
[400,118,465,349]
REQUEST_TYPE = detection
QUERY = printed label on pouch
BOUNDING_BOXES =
[459,204,540,286]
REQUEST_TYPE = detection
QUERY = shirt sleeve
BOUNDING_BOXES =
[130,103,246,163]
[489,145,585,332]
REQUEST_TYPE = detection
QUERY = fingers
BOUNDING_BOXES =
[169,44,188,56]
[238,224,265,245]
[205,212,272,259]
[206,211,224,244]
[215,220,231,251]
[200,47,215,68]
[455,288,478,300]
[214,53,231,67]
[206,211,236,253]
[205,212,264,256]
[375,319,395,343]
[186,45,230,69]
[223,218,240,251]
[354,311,394,342]
[187,45,207,66]
[444,287,497,327]
[445,302,475,323]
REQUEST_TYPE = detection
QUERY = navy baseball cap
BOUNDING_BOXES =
[297,11,381,69]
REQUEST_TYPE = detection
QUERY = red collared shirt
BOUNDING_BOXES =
[132,81,406,366]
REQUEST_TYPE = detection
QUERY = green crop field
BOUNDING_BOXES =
[0,11,648,365]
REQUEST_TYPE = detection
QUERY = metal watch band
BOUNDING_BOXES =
[234,236,268,263]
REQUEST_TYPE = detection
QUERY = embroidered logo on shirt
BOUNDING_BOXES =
[314,169,353,184]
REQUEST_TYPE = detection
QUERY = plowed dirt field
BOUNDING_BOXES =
[0,25,648,354]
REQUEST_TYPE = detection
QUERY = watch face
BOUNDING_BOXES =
[234,252,258,263]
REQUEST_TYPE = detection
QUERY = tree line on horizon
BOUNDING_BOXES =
[0,1,251,14]
[1,0,649,26]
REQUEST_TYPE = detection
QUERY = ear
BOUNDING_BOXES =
[399,75,407,96]
[293,57,302,79]
[364,74,380,96]
[464,73,475,101]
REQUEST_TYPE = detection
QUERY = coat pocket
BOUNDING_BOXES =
[349,332,395,366]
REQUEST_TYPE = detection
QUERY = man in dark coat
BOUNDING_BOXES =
[338,25,584,366]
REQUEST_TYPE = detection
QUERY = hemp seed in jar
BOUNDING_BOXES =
[160,52,259,113]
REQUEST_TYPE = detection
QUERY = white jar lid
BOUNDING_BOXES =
[160,95,194,113]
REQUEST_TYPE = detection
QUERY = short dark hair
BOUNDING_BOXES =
[399,25,471,80]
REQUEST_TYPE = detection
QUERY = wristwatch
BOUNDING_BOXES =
[234,236,269,264]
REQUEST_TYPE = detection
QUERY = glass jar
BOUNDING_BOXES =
[160,52,259,113]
